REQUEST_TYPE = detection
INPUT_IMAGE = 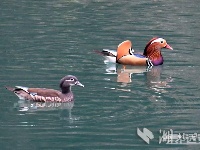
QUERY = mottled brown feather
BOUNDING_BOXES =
[28,88,61,97]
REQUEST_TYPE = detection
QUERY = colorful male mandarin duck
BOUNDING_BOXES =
[97,37,173,66]
[5,75,84,103]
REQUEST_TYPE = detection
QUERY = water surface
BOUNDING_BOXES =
[1,0,200,149]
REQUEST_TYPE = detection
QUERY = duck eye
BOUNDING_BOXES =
[70,78,74,81]
[160,40,164,43]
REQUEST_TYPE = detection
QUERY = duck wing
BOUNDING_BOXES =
[27,88,61,97]
[6,86,62,102]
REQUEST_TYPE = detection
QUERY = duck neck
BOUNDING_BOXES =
[61,86,71,94]
[148,50,163,60]
[144,47,163,65]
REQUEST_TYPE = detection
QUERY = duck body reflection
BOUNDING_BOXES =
[14,100,74,112]
[13,100,75,121]
[104,63,173,91]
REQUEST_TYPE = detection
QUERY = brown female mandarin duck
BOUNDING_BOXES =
[5,75,84,102]
[97,37,173,66]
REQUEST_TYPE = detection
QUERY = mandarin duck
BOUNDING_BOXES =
[5,75,84,103]
[96,37,173,66]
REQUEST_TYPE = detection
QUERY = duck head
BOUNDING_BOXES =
[143,37,173,55]
[60,75,84,93]
[143,37,173,65]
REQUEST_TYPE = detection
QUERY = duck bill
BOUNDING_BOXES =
[75,81,84,87]
[165,44,173,50]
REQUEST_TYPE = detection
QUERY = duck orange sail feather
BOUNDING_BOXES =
[117,40,149,66]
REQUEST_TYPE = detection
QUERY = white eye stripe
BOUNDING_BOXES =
[151,38,165,44]
[65,79,75,82]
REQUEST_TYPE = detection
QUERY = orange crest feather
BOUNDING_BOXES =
[116,40,132,61]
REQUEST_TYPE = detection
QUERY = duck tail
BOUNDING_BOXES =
[94,50,105,56]
[5,86,15,92]
[94,49,116,57]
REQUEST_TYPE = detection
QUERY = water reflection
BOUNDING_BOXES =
[146,65,173,91]
[13,100,75,121]
[116,65,148,84]
[145,66,173,102]
[104,63,173,95]
[104,63,148,83]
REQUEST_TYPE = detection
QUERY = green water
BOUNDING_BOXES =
[1,0,200,149]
